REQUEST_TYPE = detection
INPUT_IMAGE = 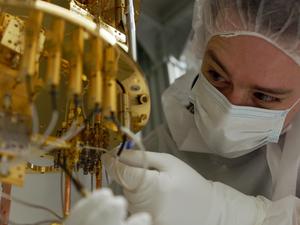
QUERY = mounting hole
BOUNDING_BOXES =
[130,85,140,91]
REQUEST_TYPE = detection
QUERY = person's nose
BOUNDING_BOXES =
[221,88,250,106]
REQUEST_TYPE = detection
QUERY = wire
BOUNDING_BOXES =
[117,135,127,156]
[36,87,60,145]
[84,104,101,124]
[64,96,71,122]
[30,88,59,147]
[42,121,85,153]
[43,110,59,138]
[73,94,80,112]
[50,85,58,111]
[37,110,59,146]
[8,219,61,225]
[90,174,94,192]
[105,115,147,191]
[57,160,89,198]
[25,76,33,103]
[0,193,63,220]
[104,168,110,186]
[61,121,82,140]
[114,126,148,192]
[81,80,90,120]
[107,115,127,156]
[31,104,39,135]
[60,123,85,140]
[116,79,126,93]
[79,145,108,153]
[60,170,64,217]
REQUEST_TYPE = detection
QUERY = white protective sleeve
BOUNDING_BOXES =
[261,196,300,225]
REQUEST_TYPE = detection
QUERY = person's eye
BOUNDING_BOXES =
[253,92,281,103]
[208,70,226,82]
[205,70,230,89]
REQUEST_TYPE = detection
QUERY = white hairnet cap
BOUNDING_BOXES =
[185,0,300,71]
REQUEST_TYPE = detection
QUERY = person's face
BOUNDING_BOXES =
[201,35,300,127]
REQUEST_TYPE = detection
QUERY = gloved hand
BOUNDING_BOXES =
[102,151,271,225]
[64,188,152,225]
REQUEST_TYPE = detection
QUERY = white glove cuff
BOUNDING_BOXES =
[206,182,269,225]
[260,196,300,225]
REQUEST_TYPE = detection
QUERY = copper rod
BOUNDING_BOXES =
[0,184,12,225]
[64,173,71,216]
[96,173,101,189]
[96,162,102,189]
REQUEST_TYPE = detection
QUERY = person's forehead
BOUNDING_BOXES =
[204,35,300,88]
[207,35,299,70]
[209,35,292,55]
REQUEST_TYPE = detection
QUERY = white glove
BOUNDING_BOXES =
[102,151,271,225]
[64,188,152,225]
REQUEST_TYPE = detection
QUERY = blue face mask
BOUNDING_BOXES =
[189,74,298,158]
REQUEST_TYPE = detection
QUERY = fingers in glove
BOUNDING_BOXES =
[102,151,174,172]
[102,153,159,192]
[65,189,128,225]
[126,212,152,225]
[64,188,113,225]
[84,195,127,225]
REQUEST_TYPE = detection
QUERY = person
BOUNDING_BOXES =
[102,0,300,225]
[64,188,151,225]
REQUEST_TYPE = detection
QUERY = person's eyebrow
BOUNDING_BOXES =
[207,50,292,96]
[207,50,231,75]
[253,86,292,95]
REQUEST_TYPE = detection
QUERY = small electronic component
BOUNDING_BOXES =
[0,113,29,186]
